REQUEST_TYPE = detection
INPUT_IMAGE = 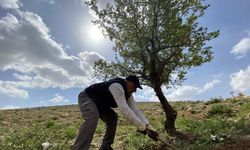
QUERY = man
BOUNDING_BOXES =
[72,75,159,150]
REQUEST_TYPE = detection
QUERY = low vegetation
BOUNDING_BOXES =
[0,96,250,150]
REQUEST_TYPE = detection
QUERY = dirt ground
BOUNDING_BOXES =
[1,98,249,150]
[214,135,250,150]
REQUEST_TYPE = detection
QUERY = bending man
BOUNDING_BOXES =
[72,75,159,150]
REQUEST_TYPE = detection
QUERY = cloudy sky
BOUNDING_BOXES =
[0,0,250,109]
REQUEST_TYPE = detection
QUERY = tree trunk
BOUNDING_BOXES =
[153,85,177,134]
[153,85,190,140]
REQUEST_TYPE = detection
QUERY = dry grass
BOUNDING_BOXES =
[0,97,250,150]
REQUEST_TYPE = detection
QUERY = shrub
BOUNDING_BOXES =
[46,120,55,128]
[241,102,250,110]
[207,104,233,118]
[64,127,76,140]
[205,97,223,105]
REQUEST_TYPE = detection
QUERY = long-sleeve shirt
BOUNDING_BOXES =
[108,83,149,130]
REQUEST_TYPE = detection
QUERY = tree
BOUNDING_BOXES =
[86,0,219,138]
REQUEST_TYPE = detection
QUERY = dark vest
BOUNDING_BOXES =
[84,78,131,111]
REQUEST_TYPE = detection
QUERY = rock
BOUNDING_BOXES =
[246,113,250,120]
[60,113,69,118]
[0,135,4,140]
[244,134,250,139]
[1,121,8,125]
[221,133,228,138]
[42,142,51,150]
[210,134,224,142]
[187,107,192,112]
[219,137,224,142]
[211,134,217,141]
[187,107,196,114]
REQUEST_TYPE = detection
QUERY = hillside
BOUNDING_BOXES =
[0,96,250,150]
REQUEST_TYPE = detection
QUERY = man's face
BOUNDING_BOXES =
[126,80,137,94]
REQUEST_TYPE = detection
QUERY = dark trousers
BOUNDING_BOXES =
[72,91,118,150]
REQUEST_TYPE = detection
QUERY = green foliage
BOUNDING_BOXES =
[46,119,56,128]
[205,97,223,105]
[0,122,77,150]
[87,0,220,137]
[87,0,219,88]
[207,104,234,118]
[64,127,76,140]
[123,132,152,150]
[13,117,21,124]
[175,116,248,149]
[1,125,51,150]
[241,102,250,110]
[1,100,249,150]
[239,102,250,116]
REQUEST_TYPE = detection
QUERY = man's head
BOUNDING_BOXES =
[125,75,143,93]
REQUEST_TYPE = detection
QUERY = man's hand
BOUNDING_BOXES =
[146,124,159,141]
[147,129,159,141]
[146,124,156,131]
[137,123,147,135]
[137,128,147,135]
[137,124,159,141]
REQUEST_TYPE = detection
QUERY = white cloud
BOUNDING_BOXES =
[167,86,201,100]
[0,9,105,98]
[0,80,28,98]
[49,94,69,103]
[0,11,86,76]
[134,86,158,102]
[231,36,250,58]
[43,0,55,5]
[0,0,20,9]
[203,79,220,91]
[134,79,220,101]
[167,79,220,100]
[78,51,106,66]
[230,65,250,92]
[12,73,32,81]
[0,105,20,110]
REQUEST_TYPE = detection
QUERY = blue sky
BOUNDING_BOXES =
[0,0,250,109]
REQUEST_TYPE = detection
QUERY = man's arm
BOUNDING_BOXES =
[127,94,159,141]
[127,95,149,125]
[109,83,146,131]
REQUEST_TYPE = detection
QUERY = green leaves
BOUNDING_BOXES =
[207,104,234,118]
[87,0,219,88]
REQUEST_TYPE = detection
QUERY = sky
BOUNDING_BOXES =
[0,0,250,109]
